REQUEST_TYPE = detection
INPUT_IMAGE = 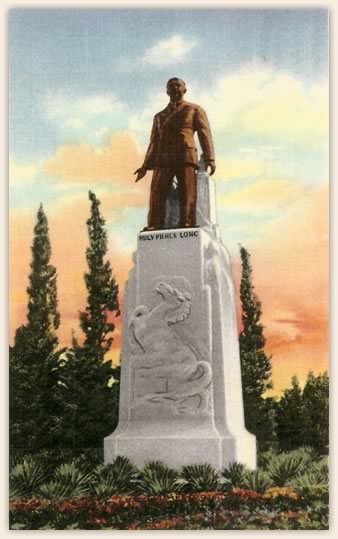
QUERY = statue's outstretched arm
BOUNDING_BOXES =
[134,115,159,181]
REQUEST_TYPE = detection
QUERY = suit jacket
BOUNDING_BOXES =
[142,100,215,169]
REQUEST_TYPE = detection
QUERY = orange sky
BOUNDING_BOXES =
[232,186,328,395]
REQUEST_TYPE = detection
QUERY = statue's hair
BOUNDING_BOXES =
[166,77,186,89]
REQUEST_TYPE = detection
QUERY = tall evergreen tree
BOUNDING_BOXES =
[301,371,329,454]
[59,191,120,448]
[79,191,120,359]
[238,246,274,445]
[9,205,63,450]
[276,375,304,451]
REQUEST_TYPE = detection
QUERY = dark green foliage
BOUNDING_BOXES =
[10,448,104,472]
[10,458,51,499]
[38,481,75,501]
[240,470,273,493]
[221,462,246,489]
[80,190,120,359]
[238,246,274,444]
[58,349,120,448]
[92,456,139,497]
[135,461,183,495]
[276,376,304,451]
[179,463,220,493]
[276,373,329,454]
[308,457,329,483]
[290,473,329,499]
[39,461,94,500]
[301,371,329,453]
[9,205,64,451]
[266,452,306,486]
[58,192,120,449]
[257,449,276,469]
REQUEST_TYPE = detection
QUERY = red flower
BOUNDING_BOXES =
[230,488,265,501]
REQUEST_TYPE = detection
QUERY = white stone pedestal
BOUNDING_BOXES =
[104,223,256,470]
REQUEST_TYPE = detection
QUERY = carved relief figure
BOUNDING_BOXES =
[129,282,212,414]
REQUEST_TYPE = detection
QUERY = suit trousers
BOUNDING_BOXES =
[147,165,197,229]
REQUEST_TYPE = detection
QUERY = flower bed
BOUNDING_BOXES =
[9,488,328,530]
[9,450,329,530]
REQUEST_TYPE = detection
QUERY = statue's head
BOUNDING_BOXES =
[166,78,187,101]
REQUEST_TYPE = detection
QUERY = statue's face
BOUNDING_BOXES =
[166,79,186,102]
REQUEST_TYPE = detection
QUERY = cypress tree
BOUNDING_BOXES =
[238,246,274,445]
[9,205,63,451]
[79,190,120,359]
[59,191,120,449]
[301,371,329,454]
[276,375,304,451]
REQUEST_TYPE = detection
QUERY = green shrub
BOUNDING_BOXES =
[38,480,76,500]
[92,456,138,496]
[288,446,317,462]
[221,462,246,489]
[257,450,276,470]
[10,448,103,472]
[289,472,329,499]
[307,458,329,483]
[71,450,103,473]
[267,453,305,486]
[38,461,94,500]
[179,463,220,493]
[240,470,273,493]
[10,458,50,499]
[135,461,183,495]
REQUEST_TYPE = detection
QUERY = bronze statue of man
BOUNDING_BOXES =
[134,78,216,230]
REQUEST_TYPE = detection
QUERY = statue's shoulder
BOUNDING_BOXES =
[183,101,204,112]
[155,105,170,117]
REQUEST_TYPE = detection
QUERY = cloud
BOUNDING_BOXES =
[250,186,328,395]
[241,77,328,142]
[44,90,128,143]
[192,63,328,147]
[64,118,86,130]
[215,155,270,182]
[140,34,197,67]
[219,177,305,214]
[45,92,126,121]
[9,160,39,185]
[42,132,145,188]
[118,34,198,73]
[128,91,168,148]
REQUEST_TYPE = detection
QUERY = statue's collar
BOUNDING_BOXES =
[168,99,185,112]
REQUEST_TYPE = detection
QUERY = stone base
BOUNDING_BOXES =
[104,432,256,470]
[105,226,256,471]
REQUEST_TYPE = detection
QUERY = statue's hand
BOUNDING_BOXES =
[206,161,216,176]
[134,166,147,182]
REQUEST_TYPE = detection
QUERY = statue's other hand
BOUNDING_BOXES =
[206,162,216,176]
[134,167,147,182]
